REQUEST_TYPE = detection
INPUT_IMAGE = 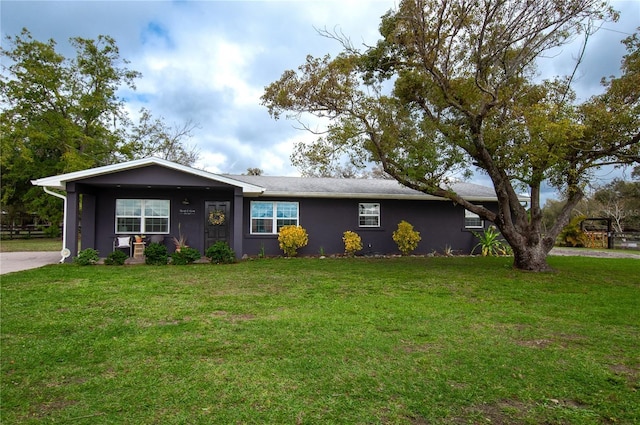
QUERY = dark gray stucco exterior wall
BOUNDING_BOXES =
[83,186,237,256]
[241,197,492,257]
[72,165,242,258]
[65,164,495,259]
[79,190,491,259]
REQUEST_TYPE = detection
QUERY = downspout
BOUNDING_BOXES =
[42,187,71,263]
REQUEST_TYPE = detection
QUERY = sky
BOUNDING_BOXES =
[2,0,639,201]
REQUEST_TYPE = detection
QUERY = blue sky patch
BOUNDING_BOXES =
[141,21,173,48]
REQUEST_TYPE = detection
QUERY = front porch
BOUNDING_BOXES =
[31,158,264,262]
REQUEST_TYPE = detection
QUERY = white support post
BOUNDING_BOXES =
[42,187,71,263]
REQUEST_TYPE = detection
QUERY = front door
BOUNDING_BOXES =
[205,201,231,248]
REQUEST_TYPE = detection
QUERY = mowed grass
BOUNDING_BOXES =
[1,257,638,424]
[0,238,61,252]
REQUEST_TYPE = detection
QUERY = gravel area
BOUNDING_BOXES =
[549,247,640,259]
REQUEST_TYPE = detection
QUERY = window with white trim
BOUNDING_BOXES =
[359,203,380,227]
[464,207,484,229]
[115,199,170,234]
[250,201,299,234]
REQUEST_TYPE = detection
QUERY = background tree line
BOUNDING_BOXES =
[543,166,640,234]
[1,29,199,228]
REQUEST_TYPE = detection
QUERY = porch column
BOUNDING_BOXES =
[233,188,244,258]
[65,183,80,262]
[81,192,96,253]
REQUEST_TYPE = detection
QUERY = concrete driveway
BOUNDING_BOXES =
[0,251,62,275]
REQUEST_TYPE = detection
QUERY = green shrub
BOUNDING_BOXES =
[206,241,236,264]
[74,248,99,266]
[558,215,587,247]
[278,225,309,257]
[342,230,363,256]
[392,220,422,255]
[471,226,511,256]
[104,250,128,265]
[42,225,61,239]
[171,247,201,265]
[144,242,168,265]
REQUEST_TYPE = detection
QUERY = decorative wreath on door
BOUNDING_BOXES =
[208,210,226,226]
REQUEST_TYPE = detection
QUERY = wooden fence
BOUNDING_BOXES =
[584,231,640,250]
[0,224,61,240]
[612,232,640,250]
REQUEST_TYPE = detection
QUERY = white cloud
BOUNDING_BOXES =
[1,0,636,196]
[136,33,262,103]
[194,151,227,174]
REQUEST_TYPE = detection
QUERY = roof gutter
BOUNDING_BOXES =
[42,187,71,263]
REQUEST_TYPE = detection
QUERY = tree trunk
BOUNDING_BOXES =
[511,243,553,272]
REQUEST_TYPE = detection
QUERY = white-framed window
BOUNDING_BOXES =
[250,201,299,234]
[115,199,170,234]
[464,207,484,229]
[359,203,380,227]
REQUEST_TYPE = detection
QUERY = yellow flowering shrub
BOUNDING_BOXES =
[342,230,363,256]
[392,220,421,255]
[278,225,309,257]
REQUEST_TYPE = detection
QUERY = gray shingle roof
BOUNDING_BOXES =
[227,175,505,201]
[30,156,521,202]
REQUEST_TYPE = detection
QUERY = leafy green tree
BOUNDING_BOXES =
[262,0,639,271]
[1,29,138,224]
[127,108,200,165]
[1,29,199,225]
[244,167,264,176]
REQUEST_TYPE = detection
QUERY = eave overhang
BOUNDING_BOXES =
[31,157,265,195]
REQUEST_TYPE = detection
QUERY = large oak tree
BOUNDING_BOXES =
[262,0,639,271]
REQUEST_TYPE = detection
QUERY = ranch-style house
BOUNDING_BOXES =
[32,157,525,262]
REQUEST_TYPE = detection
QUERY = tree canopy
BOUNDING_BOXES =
[1,29,199,225]
[262,0,640,271]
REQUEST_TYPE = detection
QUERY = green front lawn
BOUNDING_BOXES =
[0,238,62,252]
[1,257,638,424]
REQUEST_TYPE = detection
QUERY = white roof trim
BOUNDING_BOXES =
[30,157,265,195]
